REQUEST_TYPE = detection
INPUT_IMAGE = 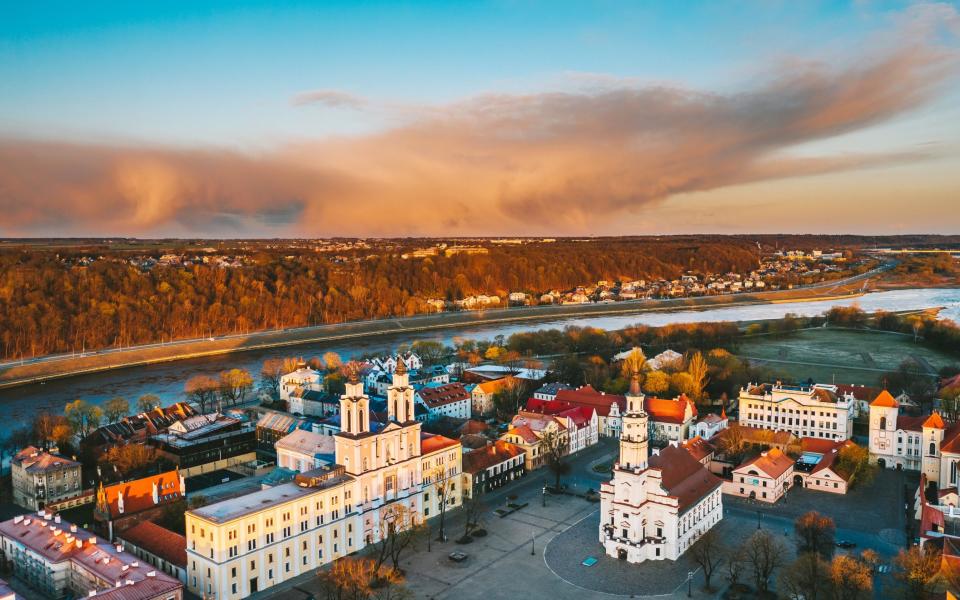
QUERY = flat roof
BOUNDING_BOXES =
[189,472,353,524]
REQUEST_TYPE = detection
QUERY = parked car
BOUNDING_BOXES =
[835,540,857,549]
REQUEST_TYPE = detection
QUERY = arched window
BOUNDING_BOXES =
[879,416,887,430]
[358,409,365,430]
[931,442,937,456]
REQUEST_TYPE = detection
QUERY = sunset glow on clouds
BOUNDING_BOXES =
[0,2,958,236]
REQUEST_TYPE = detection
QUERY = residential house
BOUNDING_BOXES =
[116,520,187,583]
[461,441,526,498]
[416,383,472,420]
[645,395,698,443]
[723,448,795,503]
[0,513,183,600]
[553,385,626,438]
[11,447,82,511]
[94,470,185,540]
[471,376,520,416]
[279,364,323,403]
[532,382,572,401]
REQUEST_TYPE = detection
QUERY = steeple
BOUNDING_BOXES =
[395,355,407,375]
[619,368,648,470]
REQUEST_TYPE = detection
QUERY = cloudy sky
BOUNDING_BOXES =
[1,1,959,237]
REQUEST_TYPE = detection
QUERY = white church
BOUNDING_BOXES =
[599,373,723,563]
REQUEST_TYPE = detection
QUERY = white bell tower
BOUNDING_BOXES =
[619,371,649,470]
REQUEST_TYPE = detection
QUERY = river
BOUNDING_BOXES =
[2,287,957,430]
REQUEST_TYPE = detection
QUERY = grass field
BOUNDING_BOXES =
[737,327,960,386]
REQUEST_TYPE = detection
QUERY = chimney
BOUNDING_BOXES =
[88,591,97,597]
[117,490,124,514]
[117,544,124,553]
[152,481,158,504]
[147,571,156,577]
[70,524,77,533]
[54,515,61,524]
[76,539,82,549]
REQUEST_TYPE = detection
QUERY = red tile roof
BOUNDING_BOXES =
[644,395,696,424]
[925,412,947,429]
[475,376,519,395]
[897,415,926,432]
[116,520,186,568]
[939,423,960,454]
[682,436,715,462]
[834,384,883,402]
[462,441,525,474]
[737,448,794,478]
[420,434,460,455]
[553,385,625,417]
[418,383,471,408]
[504,424,539,444]
[96,470,183,520]
[459,419,489,435]
[649,445,722,513]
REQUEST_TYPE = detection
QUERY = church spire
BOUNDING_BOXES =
[395,355,407,375]
[629,369,641,396]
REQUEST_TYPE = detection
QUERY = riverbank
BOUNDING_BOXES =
[0,276,876,389]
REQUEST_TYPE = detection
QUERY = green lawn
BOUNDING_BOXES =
[736,327,960,386]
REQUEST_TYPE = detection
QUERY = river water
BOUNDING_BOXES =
[2,287,957,430]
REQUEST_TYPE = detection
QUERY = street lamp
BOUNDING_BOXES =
[542,486,547,507]
[687,571,694,597]
[757,510,762,530]
[531,530,536,555]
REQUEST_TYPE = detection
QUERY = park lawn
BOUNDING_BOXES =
[736,327,960,387]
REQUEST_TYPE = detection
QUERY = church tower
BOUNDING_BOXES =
[387,358,416,423]
[335,367,374,476]
[619,371,649,470]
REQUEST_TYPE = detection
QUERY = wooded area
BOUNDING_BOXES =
[0,239,763,359]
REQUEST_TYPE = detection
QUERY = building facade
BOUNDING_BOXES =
[723,448,795,503]
[739,383,855,441]
[185,364,461,599]
[599,375,723,563]
[11,447,82,511]
[0,513,182,600]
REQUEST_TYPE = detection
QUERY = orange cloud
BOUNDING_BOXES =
[0,3,956,236]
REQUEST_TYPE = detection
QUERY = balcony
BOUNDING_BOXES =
[602,525,665,548]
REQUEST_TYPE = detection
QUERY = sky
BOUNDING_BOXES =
[1,0,959,237]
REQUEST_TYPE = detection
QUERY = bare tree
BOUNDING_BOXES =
[260,358,285,397]
[540,427,570,491]
[137,394,162,413]
[102,396,130,424]
[724,543,747,589]
[219,368,254,407]
[689,528,725,591]
[371,503,424,575]
[794,511,836,558]
[779,552,830,600]
[461,493,486,539]
[743,529,787,594]
[185,375,219,413]
[427,464,455,543]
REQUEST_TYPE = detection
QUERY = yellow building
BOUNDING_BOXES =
[185,363,460,599]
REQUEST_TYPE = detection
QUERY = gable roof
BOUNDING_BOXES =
[871,390,899,408]
[116,520,187,568]
[503,424,539,445]
[12,447,79,473]
[649,445,722,513]
[96,470,183,520]
[939,422,960,454]
[834,383,883,403]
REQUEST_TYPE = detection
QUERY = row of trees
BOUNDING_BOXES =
[691,511,947,599]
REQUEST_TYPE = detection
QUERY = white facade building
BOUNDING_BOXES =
[185,361,461,600]
[738,383,855,441]
[599,375,723,563]
[280,364,323,403]
[275,429,337,472]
